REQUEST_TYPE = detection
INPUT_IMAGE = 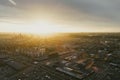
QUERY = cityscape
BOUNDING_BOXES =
[0,33,119,80]
[0,0,120,80]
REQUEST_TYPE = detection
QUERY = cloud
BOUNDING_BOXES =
[8,0,16,6]
[0,0,119,32]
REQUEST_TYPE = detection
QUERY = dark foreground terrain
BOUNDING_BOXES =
[0,33,120,80]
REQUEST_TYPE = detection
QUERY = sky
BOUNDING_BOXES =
[0,0,120,33]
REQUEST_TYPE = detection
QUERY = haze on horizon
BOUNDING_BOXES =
[0,0,120,33]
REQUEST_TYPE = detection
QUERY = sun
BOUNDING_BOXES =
[2,20,66,36]
[26,20,61,36]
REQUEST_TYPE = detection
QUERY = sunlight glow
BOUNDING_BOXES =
[26,20,62,36]
[0,19,100,36]
[0,20,71,36]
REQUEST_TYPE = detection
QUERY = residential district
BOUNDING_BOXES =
[0,33,119,80]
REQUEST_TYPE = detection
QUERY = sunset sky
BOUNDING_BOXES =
[0,0,120,33]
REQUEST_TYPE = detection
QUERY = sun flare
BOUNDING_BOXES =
[1,19,79,36]
[23,20,62,36]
